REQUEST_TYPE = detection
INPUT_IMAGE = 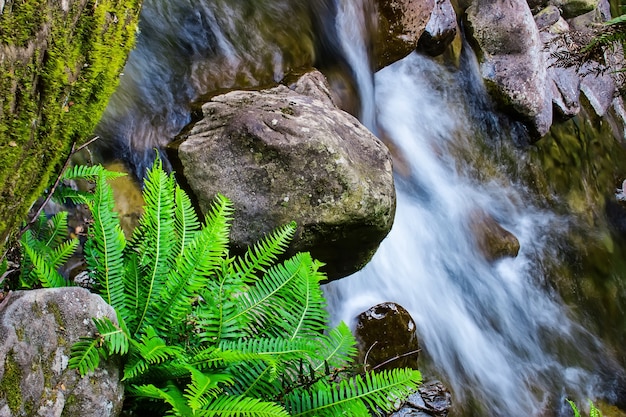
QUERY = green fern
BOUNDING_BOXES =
[27,157,422,416]
[568,400,603,417]
[19,211,77,289]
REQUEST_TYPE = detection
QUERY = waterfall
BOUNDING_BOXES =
[324,2,623,415]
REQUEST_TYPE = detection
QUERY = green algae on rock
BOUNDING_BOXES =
[0,0,141,248]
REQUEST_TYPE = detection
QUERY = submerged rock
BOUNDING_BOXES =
[469,209,520,262]
[0,288,123,417]
[354,302,420,371]
[175,70,395,280]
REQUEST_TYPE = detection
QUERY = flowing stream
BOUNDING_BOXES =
[96,0,626,415]
[323,46,621,417]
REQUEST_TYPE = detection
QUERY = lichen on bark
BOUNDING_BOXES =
[0,0,141,248]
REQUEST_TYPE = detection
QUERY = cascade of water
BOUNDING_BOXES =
[323,13,622,417]
[334,0,377,131]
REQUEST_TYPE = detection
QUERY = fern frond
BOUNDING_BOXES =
[49,238,79,270]
[129,381,193,416]
[184,366,231,412]
[196,259,249,343]
[69,337,102,376]
[227,360,283,399]
[233,221,296,282]
[314,322,358,371]
[144,194,232,335]
[286,368,422,417]
[94,317,130,355]
[131,157,177,335]
[123,326,184,381]
[198,395,290,417]
[52,186,93,205]
[85,170,128,315]
[173,184,201,259]
[61,164,127,181]
[23,245,68,288]
[230,253,328,339]
[45,211,71,248]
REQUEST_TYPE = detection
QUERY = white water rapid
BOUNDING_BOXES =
[323,29,618,417]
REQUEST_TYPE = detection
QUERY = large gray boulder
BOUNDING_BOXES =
[175,70,395,280]
[0,287,123,417]
[465,0,552,137]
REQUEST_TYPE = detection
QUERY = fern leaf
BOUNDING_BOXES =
[69,337,101,376]
[52,186,93,205]
[233,221,296,282]
[129,381,193,416]
[131,157,177,335]
[48,238,79,270]
[144,195,232,335]
[23,245,68,288]
[85,170,128,315]
[285,368,422,417]
[61,164,127,181]
[314,322,358,371]
[45,211,71,248]
[199,395,290,417]
[228,253,328,339]
[173,184,201,259]
[94,317,130,355]
[184,366,231,412]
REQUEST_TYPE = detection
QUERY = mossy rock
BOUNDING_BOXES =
[0,0,141,248]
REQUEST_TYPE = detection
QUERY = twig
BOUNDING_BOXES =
[363,341,378,372]
[370,349,421,372]
[19,135,100,237]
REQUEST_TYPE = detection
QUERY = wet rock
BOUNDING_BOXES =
[534,5,561,30]
[469,209,520,262]
[391,381,452,417]
[549,0,598,18]
[175,70,395,280]
[354,302,419,371]
[417,0,458,57]
[374,0,435,69]
[465,0,552,137]
[541,18,582,118]
[0,287,123,417]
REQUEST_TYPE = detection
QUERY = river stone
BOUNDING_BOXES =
[175,70,395,280]
[354,302,419,371]
[417,0,458,57]
[465,0,552,138]
[374,0,435,70]
[469,209,520,262]
[391,381,452,417]
[548,0,598,18]
[0,287,123,417]
[541,20,582,118]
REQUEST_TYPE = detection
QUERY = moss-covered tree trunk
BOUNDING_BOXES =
[0,0,140,248]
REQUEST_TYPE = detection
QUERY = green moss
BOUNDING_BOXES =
[46,301,65,329]
[0,0,141,248]
[0,350,23,413]
[14,326,25,342]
